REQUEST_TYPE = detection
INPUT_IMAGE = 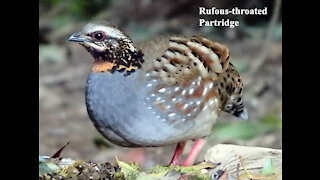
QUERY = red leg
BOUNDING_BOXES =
[169,142,186,165]
[182,139,207,166]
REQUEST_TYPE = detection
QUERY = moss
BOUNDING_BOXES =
[116,159,214,179]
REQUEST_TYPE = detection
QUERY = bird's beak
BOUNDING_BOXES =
[239,108,248,120]
[68,33,90,42]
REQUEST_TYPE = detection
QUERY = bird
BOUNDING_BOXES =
[68,21,248,166]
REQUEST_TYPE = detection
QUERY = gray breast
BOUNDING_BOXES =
[85,71,211,147]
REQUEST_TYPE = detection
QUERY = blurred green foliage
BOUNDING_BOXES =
[260,114,282,129]
[93,136,113,148]
[67,0,113,19]
[209,114,281,141]
[40,0,114,21]
[209,121,264,141]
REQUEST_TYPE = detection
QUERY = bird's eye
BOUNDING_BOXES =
[92,31,106,41]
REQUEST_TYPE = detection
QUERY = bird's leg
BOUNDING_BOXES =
[169,142,186,166]
[181,139,207,166]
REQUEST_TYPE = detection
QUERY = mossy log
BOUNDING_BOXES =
[39,144,282,180]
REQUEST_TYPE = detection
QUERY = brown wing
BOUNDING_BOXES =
[144,36,230,123]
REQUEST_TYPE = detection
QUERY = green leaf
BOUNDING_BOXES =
[147,165,170,176]
[116,157,140,179]
[39,161,61,175]
[261,158,275,175]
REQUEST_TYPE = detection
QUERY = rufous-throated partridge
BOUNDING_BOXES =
[68,22,248,166]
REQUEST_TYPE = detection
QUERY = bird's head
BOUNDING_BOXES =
[219,63,248,120]
[68,22,144,75]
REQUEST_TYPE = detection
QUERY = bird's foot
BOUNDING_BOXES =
[169,139,207,166]
[168,142,185,166]
[181,139,207,166]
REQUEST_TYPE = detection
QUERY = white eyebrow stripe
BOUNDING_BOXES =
[85,24,128,40]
